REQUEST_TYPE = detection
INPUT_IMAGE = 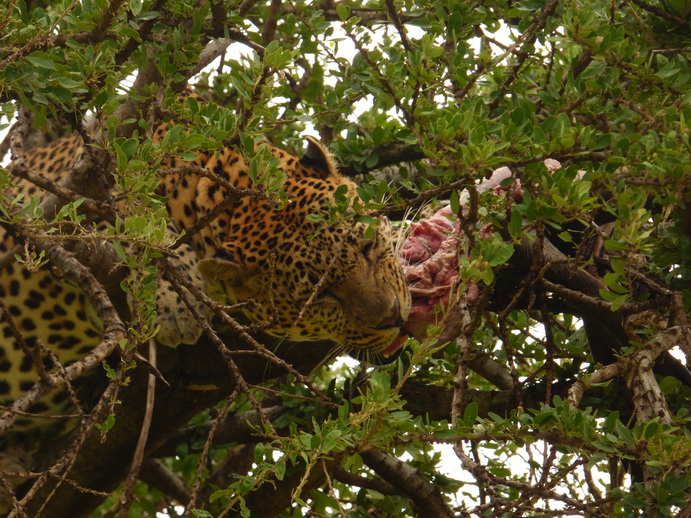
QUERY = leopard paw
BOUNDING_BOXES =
[155,242,211,347]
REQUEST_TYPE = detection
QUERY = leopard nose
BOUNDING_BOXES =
[375,297,403,330]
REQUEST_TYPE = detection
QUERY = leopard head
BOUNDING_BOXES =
[190,139,411,357]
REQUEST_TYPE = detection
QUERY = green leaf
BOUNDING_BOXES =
[130,0,143,16]
[336,3,350,21]
[433,428,457,440]
[580,60,605,80]
[113,241,127,262]
[54,77,83,89]
[449,190,460,214]
[137,10,159,20]
[365,151,379,169]
[615,420,634,443]
[488,412,505,423]
[598,289,627,311]
[489,242,514,266]
[25,55,56,70]
[95,414,115,433]
[508,208,523,235]
[334,184,349,206]
[367,489,385,500]
[463,401,478,426]
[592,440,616,453]
[46,86,73,103]
[274,457,286,480]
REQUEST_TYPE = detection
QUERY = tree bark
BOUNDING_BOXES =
[19,331,335,517]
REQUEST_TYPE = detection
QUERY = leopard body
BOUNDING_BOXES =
[0,116,411,429]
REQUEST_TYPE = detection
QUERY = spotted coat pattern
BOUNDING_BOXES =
[0,119,411,429]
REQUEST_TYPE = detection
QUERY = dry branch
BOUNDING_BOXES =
[184,390,239,514]
[7,162,117,223]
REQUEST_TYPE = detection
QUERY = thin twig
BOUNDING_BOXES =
[183,388,239,515]
[117,339,158,517]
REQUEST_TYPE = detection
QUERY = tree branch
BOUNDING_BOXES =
[339,142,426,176]
[139,459,191,506]
[361,449,454,518]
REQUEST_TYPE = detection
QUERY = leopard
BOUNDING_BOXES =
[0,113,412,431]
[0,101,412,511]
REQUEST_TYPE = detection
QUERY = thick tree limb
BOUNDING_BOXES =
[361,448,454,518]
[139,459,191,506]
[289,2,422,25]
[401,381,572,422]
[568,363,626,408]
[153,406,286,457]
[233,455,341,517]
[468,352,514,390]
[18,332,336,517]
[181,38,233,82]
[339,143,426,176]
[330,465,398,495]
[629,0,689,26]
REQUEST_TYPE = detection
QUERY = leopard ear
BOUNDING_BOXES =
[299,136,337,179]
[198,248,256,287]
